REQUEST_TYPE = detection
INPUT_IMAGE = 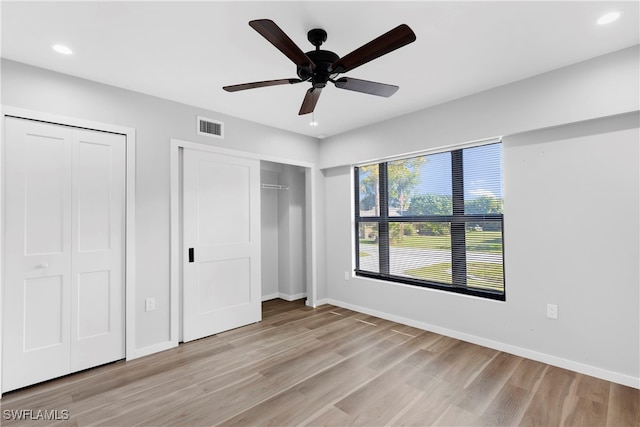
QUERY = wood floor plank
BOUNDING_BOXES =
[342,382,423,426]
[607,382,640,426]
[433,340,497,388]
[333,349,435,423]
[329,323,398,358]
[505,357,548,391]
[519,366,578,426]
[432,404,479,426]
[1,299,637,427]
[478,383,533,427]
[391,376,462,426]
[303,405,354,426]
[573,372,611,405]
[457,351,523,414]
[561,395,608,427]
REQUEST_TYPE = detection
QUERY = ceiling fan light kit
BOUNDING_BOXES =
[223,19,416,116]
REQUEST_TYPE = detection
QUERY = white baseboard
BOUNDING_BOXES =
[261,293,279,302]
[326,299,640,389]
[262,292,307,302]
[313,298,330,307]
[278,292,307,301]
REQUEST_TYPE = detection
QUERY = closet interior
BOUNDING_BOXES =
[260,161,307,302]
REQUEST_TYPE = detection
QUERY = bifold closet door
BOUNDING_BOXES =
[2,117,125,392]
[70,128,125,373]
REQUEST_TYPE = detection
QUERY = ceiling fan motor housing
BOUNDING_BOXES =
[298,49,339,88]
[297,28,339,88]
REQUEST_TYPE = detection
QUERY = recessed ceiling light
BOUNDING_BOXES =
[52,44,73,55]
[597,11,621,25]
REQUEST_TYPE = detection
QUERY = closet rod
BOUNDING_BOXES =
[260,183,289,190]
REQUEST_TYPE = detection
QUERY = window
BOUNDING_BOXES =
[354,142,505,300]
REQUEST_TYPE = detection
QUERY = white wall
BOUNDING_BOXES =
[1,59,324,353]
[503,113,638,380]
[320,46,640,387]
[277,165,307,300]
[320,46,639,168]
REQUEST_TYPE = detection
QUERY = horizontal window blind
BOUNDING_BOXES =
[354,142,505,300]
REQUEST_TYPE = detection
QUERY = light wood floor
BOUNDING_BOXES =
[1,299,638,426]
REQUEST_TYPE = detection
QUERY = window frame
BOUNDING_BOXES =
[354,143,506,301]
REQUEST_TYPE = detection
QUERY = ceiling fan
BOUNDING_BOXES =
[223,19,416,115]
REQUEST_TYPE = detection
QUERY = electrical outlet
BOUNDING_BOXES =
[145,297,156,312]
[546,303,558,319]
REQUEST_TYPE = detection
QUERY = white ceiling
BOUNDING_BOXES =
[2,1,638,138]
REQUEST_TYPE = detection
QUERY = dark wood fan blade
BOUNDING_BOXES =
[223,78,302,92]
[334,77,399,97]
[299,88,322,115]
[331,24,416,73]
[249,19,316,70]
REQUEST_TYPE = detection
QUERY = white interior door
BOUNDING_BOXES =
[2,117,125,392]
[3,118,73,392]
[70,129,125,372]
[182,148,261,342]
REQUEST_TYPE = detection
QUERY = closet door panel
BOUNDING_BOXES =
[2,118,72,392]
[70,129,125,372]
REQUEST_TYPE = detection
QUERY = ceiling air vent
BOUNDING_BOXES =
[197,116,224,139]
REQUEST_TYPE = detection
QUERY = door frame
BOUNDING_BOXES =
[0,106,137,394]
[169,139,318,346]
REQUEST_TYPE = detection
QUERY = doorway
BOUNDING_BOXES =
[170,139,316,345]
